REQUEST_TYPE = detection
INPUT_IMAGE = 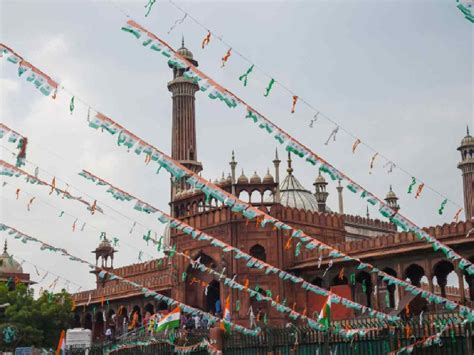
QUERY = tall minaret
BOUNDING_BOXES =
[168,37,202,200]
[273,149,281,203]
[229,151,237,195]
[458,126,474,221]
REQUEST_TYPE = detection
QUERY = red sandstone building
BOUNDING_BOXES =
[72,43,474,339]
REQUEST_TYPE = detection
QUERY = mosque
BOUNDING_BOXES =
[70,42,474,340]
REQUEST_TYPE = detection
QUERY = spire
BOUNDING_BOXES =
[273,149,281,203]
[229,151,237,194]
[336,179,344,214]
[366,205,370,218]
[287,152,293,175]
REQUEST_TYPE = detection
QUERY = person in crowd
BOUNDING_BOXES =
[180,314,188,329]
[105,327,113,341]
[194,314,201,329]
[128,310,140,330]
[215,299,221,317]
[186,314,195,330]
[143,311,151,330]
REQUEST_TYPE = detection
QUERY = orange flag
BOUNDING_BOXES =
[291,96,298,113]
[49,177,56,195]
[221,48,232,67]
[201,31,211,49]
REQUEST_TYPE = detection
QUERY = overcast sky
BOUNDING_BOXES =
[0,0,472,293]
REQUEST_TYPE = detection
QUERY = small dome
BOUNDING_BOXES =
[237,170,249,184]
[459,126,474,148]
[178,45,194,60]
[461,134,474,147]
[0,241,23,274]
[98,238,113,250]
[219,173,227,185]
[250,171,262,184]
[385,185,398,200]
[315,172,327,185]
[263,169,274,184]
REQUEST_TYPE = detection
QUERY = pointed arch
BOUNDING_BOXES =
[250,244,266,262]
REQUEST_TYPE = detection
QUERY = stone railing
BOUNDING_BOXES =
[73,271,171,304]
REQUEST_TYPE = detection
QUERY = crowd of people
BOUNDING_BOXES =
[101,306,216,342]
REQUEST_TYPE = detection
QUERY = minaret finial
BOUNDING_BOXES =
[182,35,185,48]
[467,125,470,136]
[275,148,279,160]
[366,205,370,218]
[287,152,293,175]
[3,240,7,254]
[389,184,393,191]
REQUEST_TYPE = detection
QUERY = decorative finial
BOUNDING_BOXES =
[287,152,293,175]
[389,184,393,192]
[231,150,235,162]
[275,148,279,160]
[3,240,7,254]
[467,125,470,136]
[181,35,185,48]
[366,206,370,218]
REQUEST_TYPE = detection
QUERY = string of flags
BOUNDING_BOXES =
[389,317,467,354]
[0,123,28,167]
[0,159,100,214]
[3,43,473,319]
[0,44,58,97]
[114,24,471,272]
[0,223,260,337]
[150,0,465,218]
[107,338,219,354]
[0,145,161,264]
[176,249,382,339]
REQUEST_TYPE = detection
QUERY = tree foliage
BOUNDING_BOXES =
[0,283,74,350]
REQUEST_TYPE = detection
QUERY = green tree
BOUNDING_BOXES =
[0,283,74,350]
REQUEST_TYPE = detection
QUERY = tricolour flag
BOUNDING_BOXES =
[318,296,331,329]
[55,330,66,355]
[156,306,180,332]
[220,296,232,333]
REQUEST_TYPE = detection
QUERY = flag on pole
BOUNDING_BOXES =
[318,296,331,329]
[156,306,181,332]
[55,330,66,355]
[221,296,231,333]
